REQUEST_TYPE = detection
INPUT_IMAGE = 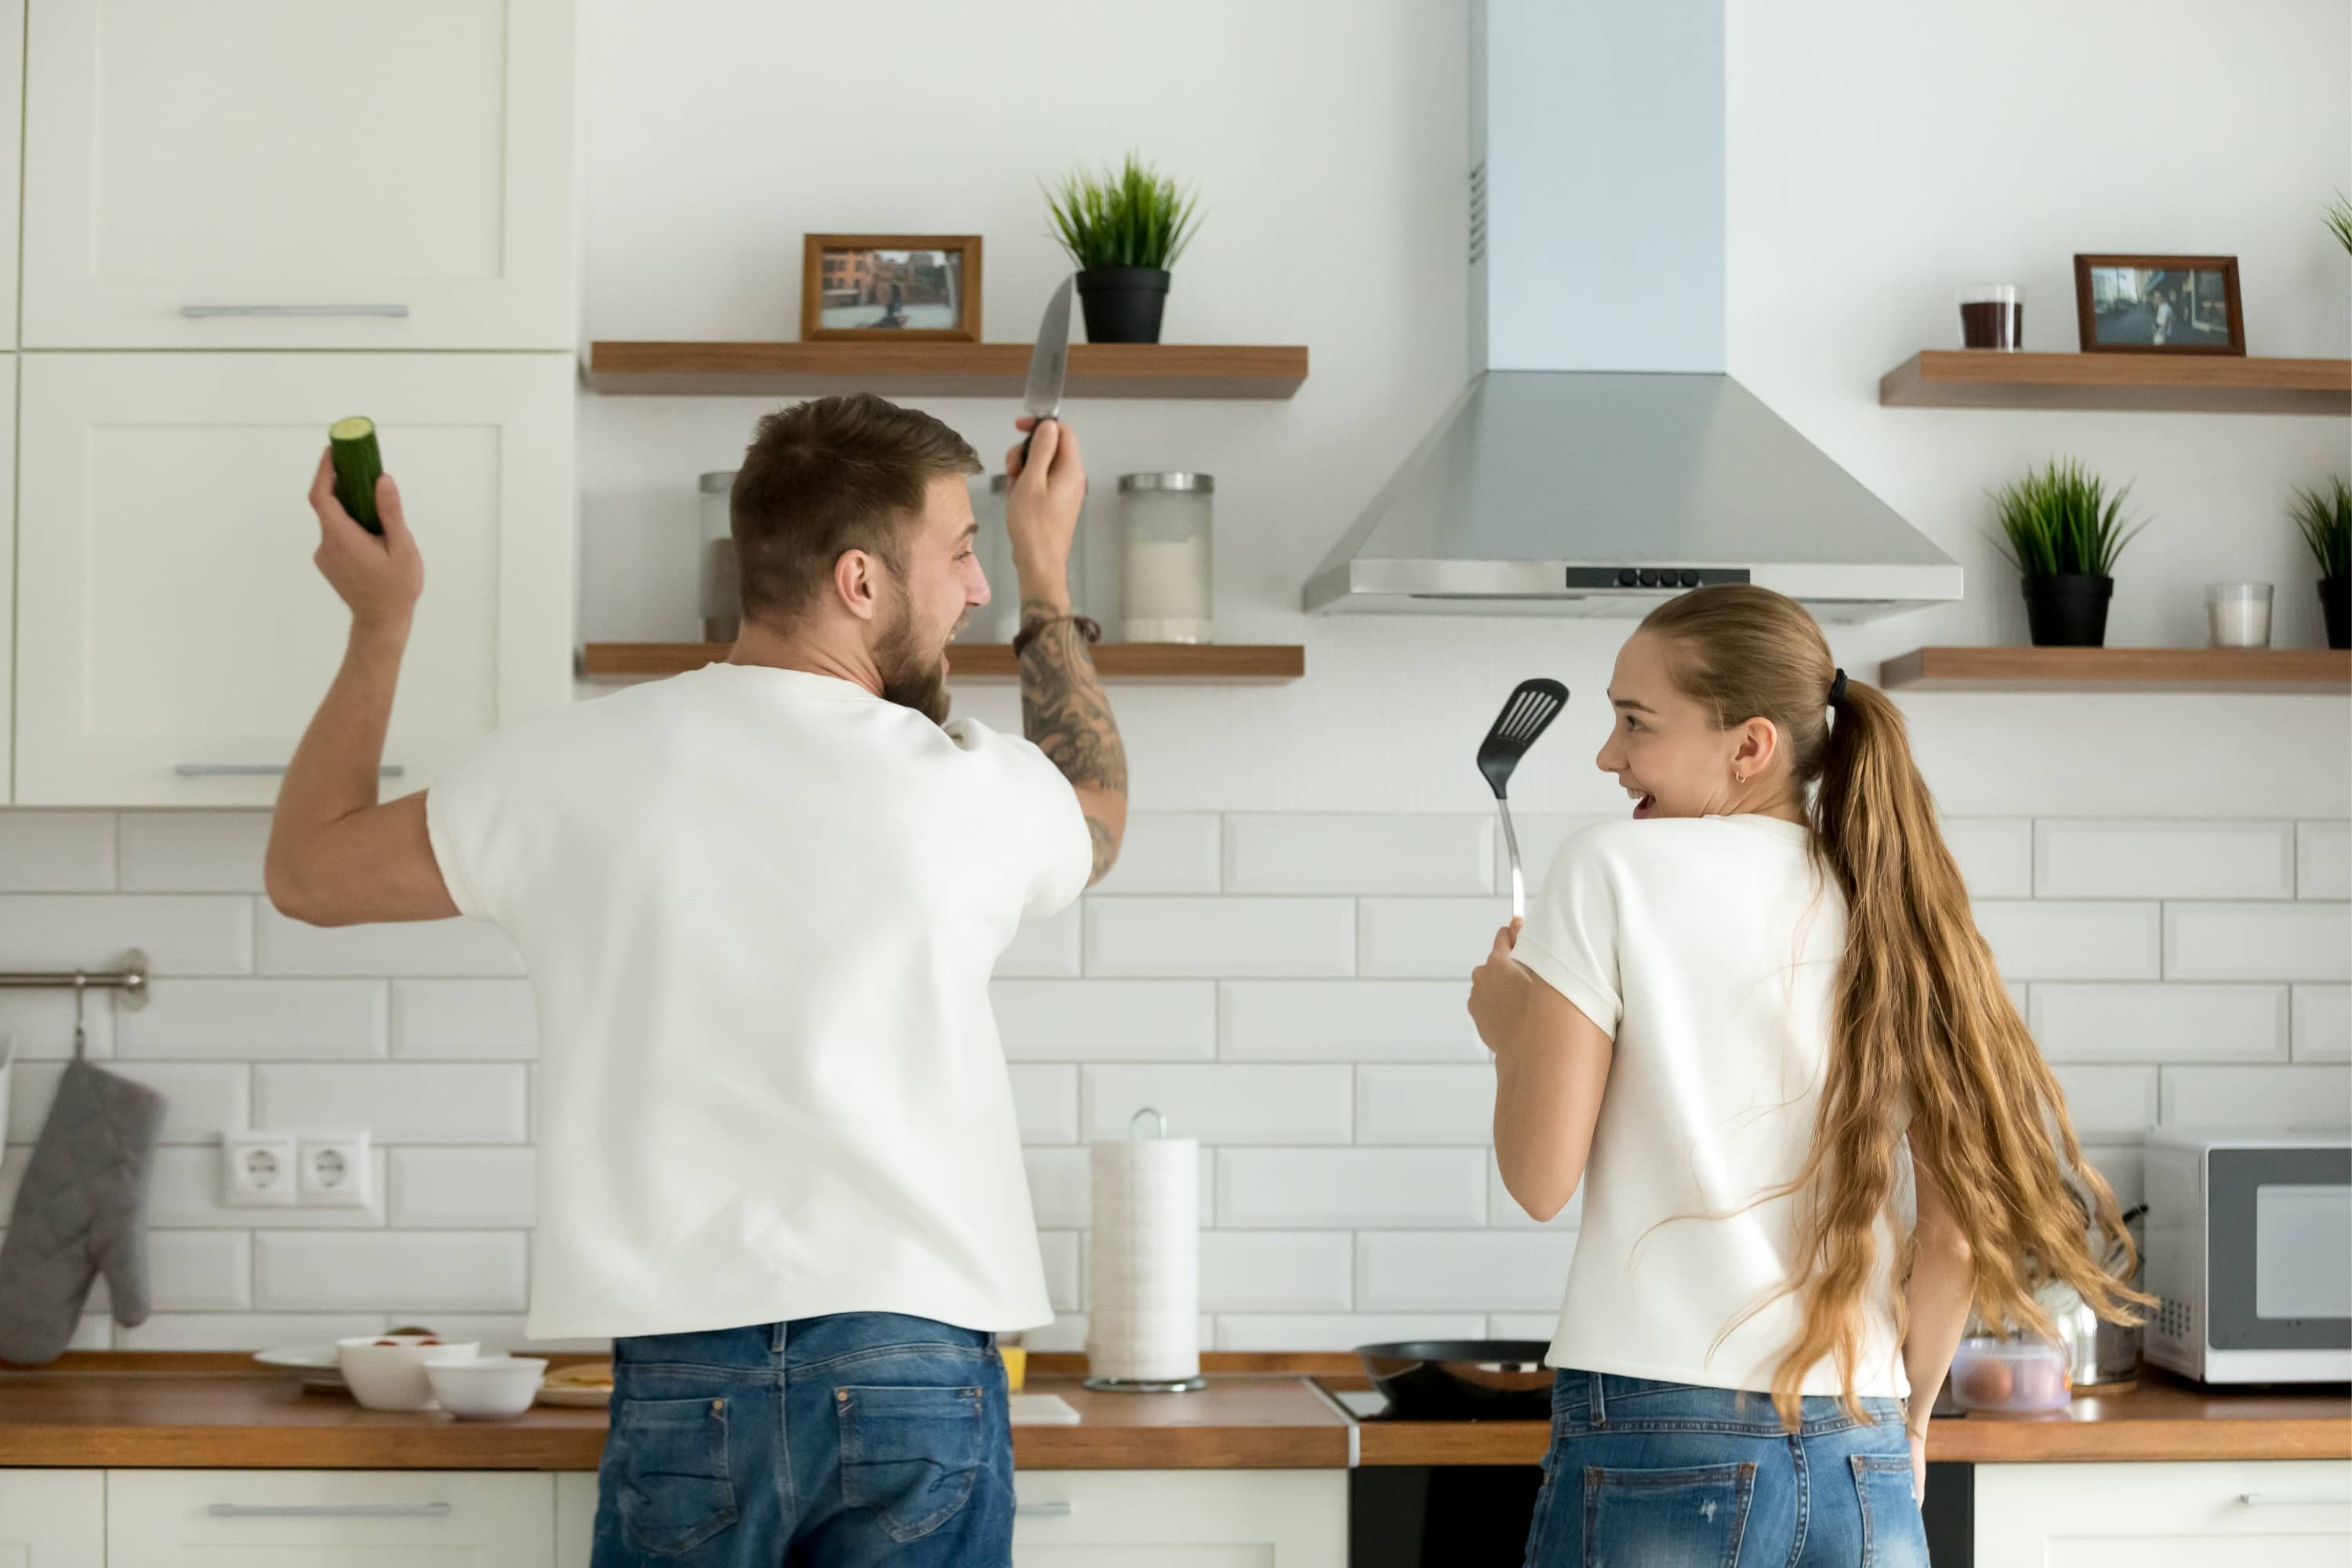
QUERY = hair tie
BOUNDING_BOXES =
[1828,667,1849,707]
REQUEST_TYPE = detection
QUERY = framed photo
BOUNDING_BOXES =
[800,234,982,342]
[2073,254,2244,355]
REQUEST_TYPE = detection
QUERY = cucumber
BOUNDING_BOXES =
[328,416,384,535]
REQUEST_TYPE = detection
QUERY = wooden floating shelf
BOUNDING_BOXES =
[583,341,1309,399]
[1880,646,2350,694]
[579,641,1305,683]
[1878,350,2350,415]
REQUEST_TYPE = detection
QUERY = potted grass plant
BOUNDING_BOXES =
[2292,476,2350,648]
[1989,459,2147,647]
[1044,154,1202,344]
[2327,192,2352,256]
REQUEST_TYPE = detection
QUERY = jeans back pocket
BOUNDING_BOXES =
[1851,1453,1928,1566]
[612,1395,738,1556]
[837,1383,985,1544]
[1582,1461,1755,1568]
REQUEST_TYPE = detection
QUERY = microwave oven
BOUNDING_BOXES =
[2143,1129,2350,1384]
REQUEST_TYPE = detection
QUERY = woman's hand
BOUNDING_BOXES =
[1468,919,1530,1054]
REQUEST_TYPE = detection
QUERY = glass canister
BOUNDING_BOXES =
[698,471,739,643]
[1118,473,1214,643]
[971,473,1092,642]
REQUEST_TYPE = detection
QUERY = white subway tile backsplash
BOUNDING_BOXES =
[1038,1229,1080,1313]
[1087,898,1356,978]
[118,1313,388,1351]
[1225,815,1494,895]
[1218,1149,1486,1229]
[1356,1232,1575,1312]
[2027,984,2288,1062]
[416,1316,610,1355]
[1487,1315,1559,1340]
[1200,1232,1354,1312]
[8,1060,248,1144]
[1356,1065,1496,1144]
[0,988,117,1058]
[255,1231,528,1312]
[2081,1145,2147,1213]
[1221,982,1488,1062]
[118,979,387,1060]
[0,895,252,975]
[147,1230,253,1312]
[2158,1066,2352,1132]
[390,980,539,1059]
[1081,1065,1351,1145]
[146,1145,388,1229]
[996,906,1083,978]
[1358,898,1512,979]
[1942,818,2033,898]
[2292,986,2352,1062]
[2034,820,2296,900]
[1973,902,2161,982]
[991,980,1216,1061]
[1008,1064,1080,1144]
[2049,1065,2158,1141]
[2299,822,2352,900]
[1093,815,1221,894]
[2164,902,2351,982]
[118,812,270,892]
[256,909,522,977]
[1488,1155,1584,1229]
[389,1148,536,1228]
[254,1065,528,1145]
[1214,1314,1486,1352]
[0,813,116,891]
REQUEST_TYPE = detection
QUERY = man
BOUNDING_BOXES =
[265,394,1125,1566]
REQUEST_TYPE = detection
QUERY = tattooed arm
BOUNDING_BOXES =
[1004,417,1127,884]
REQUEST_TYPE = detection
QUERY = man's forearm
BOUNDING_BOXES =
[1015,586,1127,881]
[264,620,408,901]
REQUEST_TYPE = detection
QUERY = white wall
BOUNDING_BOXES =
[2,0,2345,1352]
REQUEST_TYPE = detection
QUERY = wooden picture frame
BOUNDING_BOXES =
[800,234,983,343]
[2073,254,2245,356]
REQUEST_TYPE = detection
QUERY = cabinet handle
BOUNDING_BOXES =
[180,303,410,318]
[2239,1492,2352,1507]
[174,764,405,778]
[1014,1500,1075,1519]
[207,1501,452,1518]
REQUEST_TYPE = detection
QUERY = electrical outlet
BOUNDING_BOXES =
[297,1131,372,1207]
[223,1131,297,1207]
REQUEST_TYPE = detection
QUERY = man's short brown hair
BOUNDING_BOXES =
[731,394,982,626]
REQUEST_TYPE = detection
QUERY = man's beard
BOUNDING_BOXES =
[875,588,956,727]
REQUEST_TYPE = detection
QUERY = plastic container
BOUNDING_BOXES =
[699,471,739,642]
[968,474,1094,644]
[1948,1337,2071,1414]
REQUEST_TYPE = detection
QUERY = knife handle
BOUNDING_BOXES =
[1017,416,1056,476]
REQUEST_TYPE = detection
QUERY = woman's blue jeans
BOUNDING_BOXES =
[1523,1369,1929,1567]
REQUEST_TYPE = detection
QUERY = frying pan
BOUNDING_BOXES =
[1355,1339,1553,1419]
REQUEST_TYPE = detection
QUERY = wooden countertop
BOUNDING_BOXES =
[0,1356,2342,1470]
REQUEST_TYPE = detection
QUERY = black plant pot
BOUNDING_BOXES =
[2020,573,2114,647]
[2323,575,2350,650]
[1076,267,1171,344]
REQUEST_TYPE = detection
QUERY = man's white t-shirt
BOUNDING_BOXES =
[1513,814,1911,1398]
[425,663,1093,1341]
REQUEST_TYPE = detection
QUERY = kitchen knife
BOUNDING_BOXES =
[1018,275,1075,471]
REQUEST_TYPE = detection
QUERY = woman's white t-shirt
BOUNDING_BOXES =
[1513,814,1911,1398]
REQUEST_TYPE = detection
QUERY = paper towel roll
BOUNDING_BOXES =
[1086,1130,1200,1382]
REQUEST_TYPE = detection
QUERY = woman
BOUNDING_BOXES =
[1469,586,2143,1566]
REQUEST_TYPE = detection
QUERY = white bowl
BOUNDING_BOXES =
[336,1335,480,1411]
[423,1356,547,1420]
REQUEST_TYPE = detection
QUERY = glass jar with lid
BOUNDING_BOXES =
[699,471,739,642]
[1118,473,1213,643]
[970,473,1093,642]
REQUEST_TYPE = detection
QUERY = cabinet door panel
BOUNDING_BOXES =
[106,1470,555,1565]
[24,0,575,349]
[1011,1471,1345,1567]
[17,354,572,805]
[1975,1460,2352,1568]
[0,1469,102,1567]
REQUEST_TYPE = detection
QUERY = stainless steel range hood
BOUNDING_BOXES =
[1305,0,1961,622]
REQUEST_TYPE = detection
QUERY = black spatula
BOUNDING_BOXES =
[1477,679,1568,918]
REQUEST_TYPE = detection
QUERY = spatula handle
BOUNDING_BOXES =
[1497,797,1526,920]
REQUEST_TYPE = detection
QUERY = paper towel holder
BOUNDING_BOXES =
[1082,1106,1210,1396]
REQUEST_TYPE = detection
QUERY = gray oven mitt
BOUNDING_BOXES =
[0,1058,168,1364]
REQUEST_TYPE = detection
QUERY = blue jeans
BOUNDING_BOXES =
[1523,1369,1928,1567]
[591,1312,1013,1568]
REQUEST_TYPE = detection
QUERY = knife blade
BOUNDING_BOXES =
[1018,275,1075,470]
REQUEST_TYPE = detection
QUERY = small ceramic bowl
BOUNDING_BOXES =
[423,1355,548,1420]
[336,1334,481,1412]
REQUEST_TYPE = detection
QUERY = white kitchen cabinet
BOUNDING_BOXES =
[107,1470,556,1566]
[16,354,574,806]
[1975,1459,2352,1566]
[0,361,17,801]
[556,1472,597,1566]
[0,2,24,351]
[23,0,576,350]
[0,1469,103,1567]
[1013,1470,1346,1567]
